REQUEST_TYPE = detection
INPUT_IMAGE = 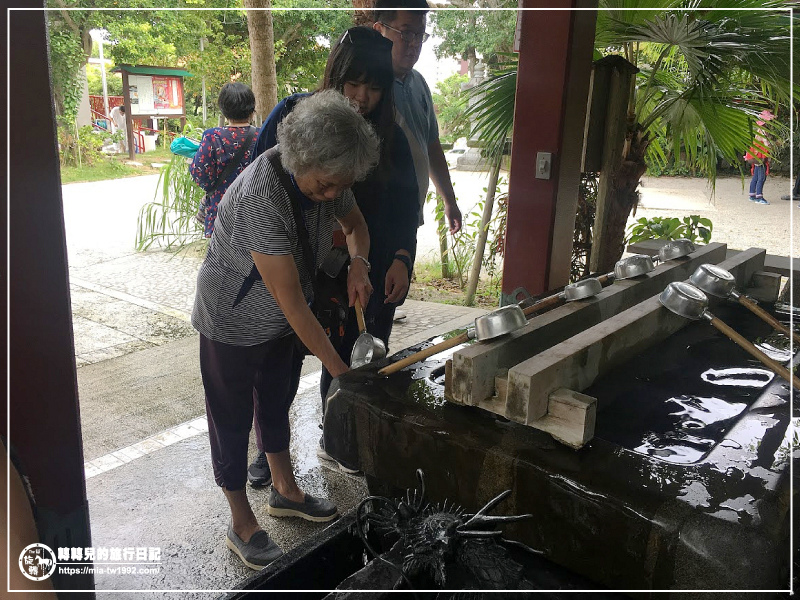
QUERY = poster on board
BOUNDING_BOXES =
[128,75,184,115]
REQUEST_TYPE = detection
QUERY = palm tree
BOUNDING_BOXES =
[468,1,794,273]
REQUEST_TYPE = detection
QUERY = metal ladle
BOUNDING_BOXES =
[596,254,658,287]
[659,282,799,389]
[522,252,659,317]
[378,304,527,376]
[350,298,386,369]
[689,263,800,346]
[521,277,603,316]
[658,238,696,262]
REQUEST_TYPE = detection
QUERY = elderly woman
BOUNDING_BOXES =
[248,27,419,482]
[191,90,379,570]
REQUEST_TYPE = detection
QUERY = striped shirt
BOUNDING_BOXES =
[191,150,356,346]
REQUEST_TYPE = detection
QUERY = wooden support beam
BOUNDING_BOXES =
[449,242,729,406]
[504,248,766,425]
[745,271,782,303]
[533,388,596,449]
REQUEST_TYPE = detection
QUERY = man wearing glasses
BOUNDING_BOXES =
[372,0,463,235]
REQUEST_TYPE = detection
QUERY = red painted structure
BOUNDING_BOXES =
[502,1,597,300]
[89,94,124,115]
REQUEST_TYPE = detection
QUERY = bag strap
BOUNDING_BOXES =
[266,149,317,279]
[232,146,318,308]
[208,126,256,194]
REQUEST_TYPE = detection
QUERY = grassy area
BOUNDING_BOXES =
[59,147,175,184]
[408,258,502,308]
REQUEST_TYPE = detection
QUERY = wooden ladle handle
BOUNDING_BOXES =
[378,331,470,376]
[355,298,366,334]
[737,295,800,346]
[597,273,613,286]
[522,293,563,317]
[708,315,800,389]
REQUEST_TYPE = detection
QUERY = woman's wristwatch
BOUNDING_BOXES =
[393,253,413,276]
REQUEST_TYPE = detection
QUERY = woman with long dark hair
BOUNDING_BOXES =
[248,27,419,484]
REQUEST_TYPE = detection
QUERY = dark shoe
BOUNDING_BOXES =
[753,197,770,205]
[748,195,756,202]
[267,487,338,522]
[247,452,272,487]
[225,525,283,570]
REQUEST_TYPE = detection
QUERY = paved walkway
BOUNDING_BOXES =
[63,174,488,595]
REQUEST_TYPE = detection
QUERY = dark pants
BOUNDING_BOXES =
[749,164,767,197]
[319,297,397,409]
[200,333,303,491]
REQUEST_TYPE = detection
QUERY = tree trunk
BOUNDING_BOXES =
[465,158,501,306]
[352,0,375,26]
[436,195,451,279]
[244,0,278,125]
[592,129,649,273]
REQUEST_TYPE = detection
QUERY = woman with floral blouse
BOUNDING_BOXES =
[190,83,259,237]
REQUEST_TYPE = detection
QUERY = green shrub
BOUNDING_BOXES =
[626,215,713,245]
[136,151,205,252]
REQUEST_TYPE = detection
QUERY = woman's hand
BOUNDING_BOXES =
[347,258,373,309]
[384,259,409,303]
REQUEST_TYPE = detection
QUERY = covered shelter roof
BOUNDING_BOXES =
[111,64,193,77]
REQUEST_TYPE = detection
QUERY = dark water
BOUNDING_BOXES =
[588,301,795,464]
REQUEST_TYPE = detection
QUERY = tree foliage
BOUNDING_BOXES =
[431,73,470,145]
[429,1,517,71]
[464,2,795,271]
[46,1,353,123]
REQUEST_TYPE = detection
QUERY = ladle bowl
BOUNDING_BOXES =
[350,299,386,369]
[659,281,709,320]
[690,264,800,345]
[613,254,656,280]
[658,238,696,262]
[522,277,603,317]
[378,304,527,376]
[659,282,799,389]
[689,263,736,297]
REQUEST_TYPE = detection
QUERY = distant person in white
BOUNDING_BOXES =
[109,105,128,152]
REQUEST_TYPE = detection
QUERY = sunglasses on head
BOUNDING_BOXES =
[338,27,393,52]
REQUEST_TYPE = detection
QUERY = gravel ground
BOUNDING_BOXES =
[634,174,797,257]
[414,172,797,265]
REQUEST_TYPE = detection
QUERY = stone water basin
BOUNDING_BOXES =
[324,301,797,594]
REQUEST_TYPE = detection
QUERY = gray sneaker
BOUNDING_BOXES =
[225,525,283,571]
[267,488,338,522]
[316,445,360,474]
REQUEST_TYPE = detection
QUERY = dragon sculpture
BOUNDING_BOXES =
[355,469,537,593]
